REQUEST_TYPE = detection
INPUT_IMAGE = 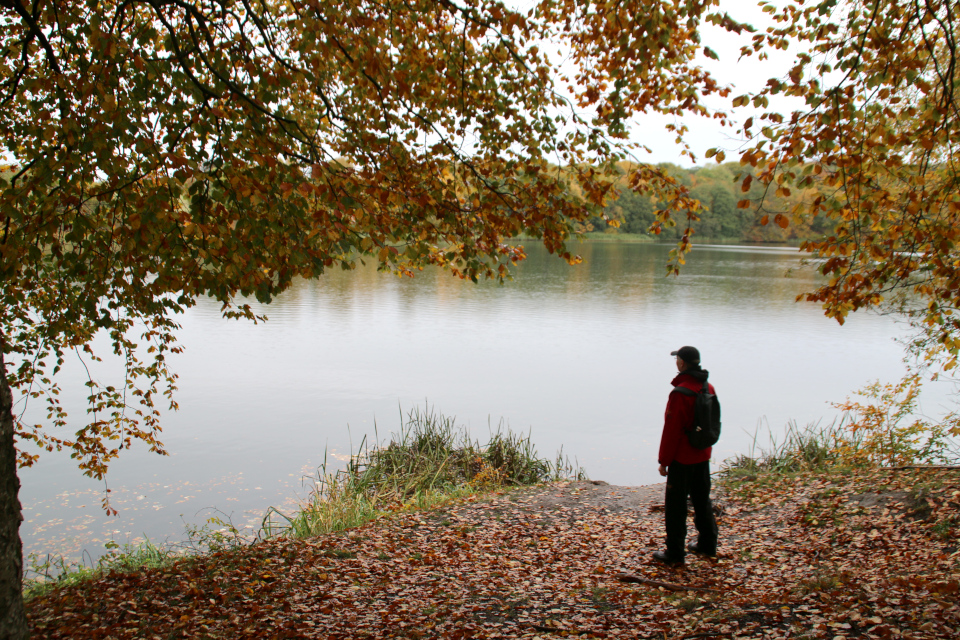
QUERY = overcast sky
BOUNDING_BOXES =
[615,0,805,167]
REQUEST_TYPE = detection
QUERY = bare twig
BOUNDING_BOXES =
[615,574,720,593]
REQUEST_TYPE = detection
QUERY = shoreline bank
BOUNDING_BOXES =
[26,467,960,639]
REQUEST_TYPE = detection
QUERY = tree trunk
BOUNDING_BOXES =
[0,352,27,639]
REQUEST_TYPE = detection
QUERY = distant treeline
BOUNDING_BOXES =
[593,162,836,243]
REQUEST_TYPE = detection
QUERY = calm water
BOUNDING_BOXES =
[15,241,952,562]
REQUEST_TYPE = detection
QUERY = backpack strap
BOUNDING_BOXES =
[671,386,696,397]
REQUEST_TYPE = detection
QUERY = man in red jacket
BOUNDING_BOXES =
[653,346,719,565]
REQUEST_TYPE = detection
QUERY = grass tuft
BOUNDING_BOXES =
[263,404,586,539]
[23,514,249,600]
[721,418,860,478]
[23,538,182,601]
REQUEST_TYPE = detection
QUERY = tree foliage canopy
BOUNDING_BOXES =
[711,0,960,368]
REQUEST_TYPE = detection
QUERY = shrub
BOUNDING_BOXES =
[832,374,960,467]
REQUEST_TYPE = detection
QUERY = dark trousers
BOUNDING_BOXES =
[665,460,718,558]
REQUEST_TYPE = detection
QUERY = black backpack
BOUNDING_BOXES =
[672,383,721,449]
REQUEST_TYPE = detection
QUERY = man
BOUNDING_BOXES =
[653,346,719,565]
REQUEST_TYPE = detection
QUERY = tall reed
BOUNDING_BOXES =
[721,418,861,476]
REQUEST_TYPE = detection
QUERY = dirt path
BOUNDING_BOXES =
[495,480,667,516]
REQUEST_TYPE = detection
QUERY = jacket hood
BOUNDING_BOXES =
[673,369,709,385]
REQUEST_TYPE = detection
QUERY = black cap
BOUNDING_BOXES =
[670,346,701,366]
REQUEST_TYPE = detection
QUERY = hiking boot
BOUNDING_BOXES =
[686,542,716,557]
[652,550,684,565]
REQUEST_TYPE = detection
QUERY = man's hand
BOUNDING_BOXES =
[658,464,668,477]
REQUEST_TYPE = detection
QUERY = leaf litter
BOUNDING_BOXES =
[27,468,960,639]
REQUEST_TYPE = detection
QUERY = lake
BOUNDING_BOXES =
[15,240,952,563]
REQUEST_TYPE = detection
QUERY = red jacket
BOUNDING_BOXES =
[658,371,714,466]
